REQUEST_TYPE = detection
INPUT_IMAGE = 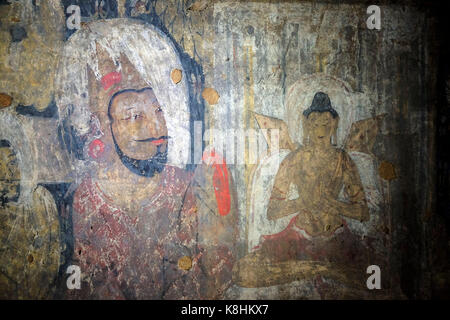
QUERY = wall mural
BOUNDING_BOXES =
[233,80,387,298]
[0,0,447,300]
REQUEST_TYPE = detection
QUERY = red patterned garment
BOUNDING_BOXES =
[256,217,373,267]
[67,165,235,299]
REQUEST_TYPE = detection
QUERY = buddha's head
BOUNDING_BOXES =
[302,92,339,147]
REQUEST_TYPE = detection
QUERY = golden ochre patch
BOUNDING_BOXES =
[202,88,220,105]
[0,93,12,108]
[178,256,192,271]
[379,161,397,181]
[171,68,183,84]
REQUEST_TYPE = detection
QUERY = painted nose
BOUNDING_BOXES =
[146,117,163,138]
[316,126,328,137]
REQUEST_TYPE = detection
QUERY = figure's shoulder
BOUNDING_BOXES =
[32,185,57,212]
[163,165,192,180]
[334,147,358,169]
[281,145,307,167]
[73,176,93,198]
[32,185,54,201]
[281,147,300,162]
[72,176,101,215]
[160,165,194,194]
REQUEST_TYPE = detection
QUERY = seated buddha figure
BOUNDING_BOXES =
[267,92,369,238]
[233,92,373,291]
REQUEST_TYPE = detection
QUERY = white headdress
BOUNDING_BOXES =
[55,19,191,168]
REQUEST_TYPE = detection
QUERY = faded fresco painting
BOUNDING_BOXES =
[0,0,449,301]
[56,19,238,299]
[233,78,387,298]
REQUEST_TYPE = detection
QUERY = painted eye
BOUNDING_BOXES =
[123,112,143,121]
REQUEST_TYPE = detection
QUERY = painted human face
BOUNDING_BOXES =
[0,145,20,202]
[109,88,168,160]
[307,112,336,146]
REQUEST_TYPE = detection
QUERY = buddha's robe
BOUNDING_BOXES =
[258,147,370,266]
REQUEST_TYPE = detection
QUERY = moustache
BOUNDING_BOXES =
[134,136,170,145]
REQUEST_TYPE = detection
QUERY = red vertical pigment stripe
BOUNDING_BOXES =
[202,150,231,216]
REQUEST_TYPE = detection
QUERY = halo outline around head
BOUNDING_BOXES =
[285,74,357,147]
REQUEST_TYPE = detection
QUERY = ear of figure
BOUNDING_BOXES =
[331,116,339,146]
[302,114,310,146]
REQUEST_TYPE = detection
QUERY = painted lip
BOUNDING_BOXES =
[134,136,170,145]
